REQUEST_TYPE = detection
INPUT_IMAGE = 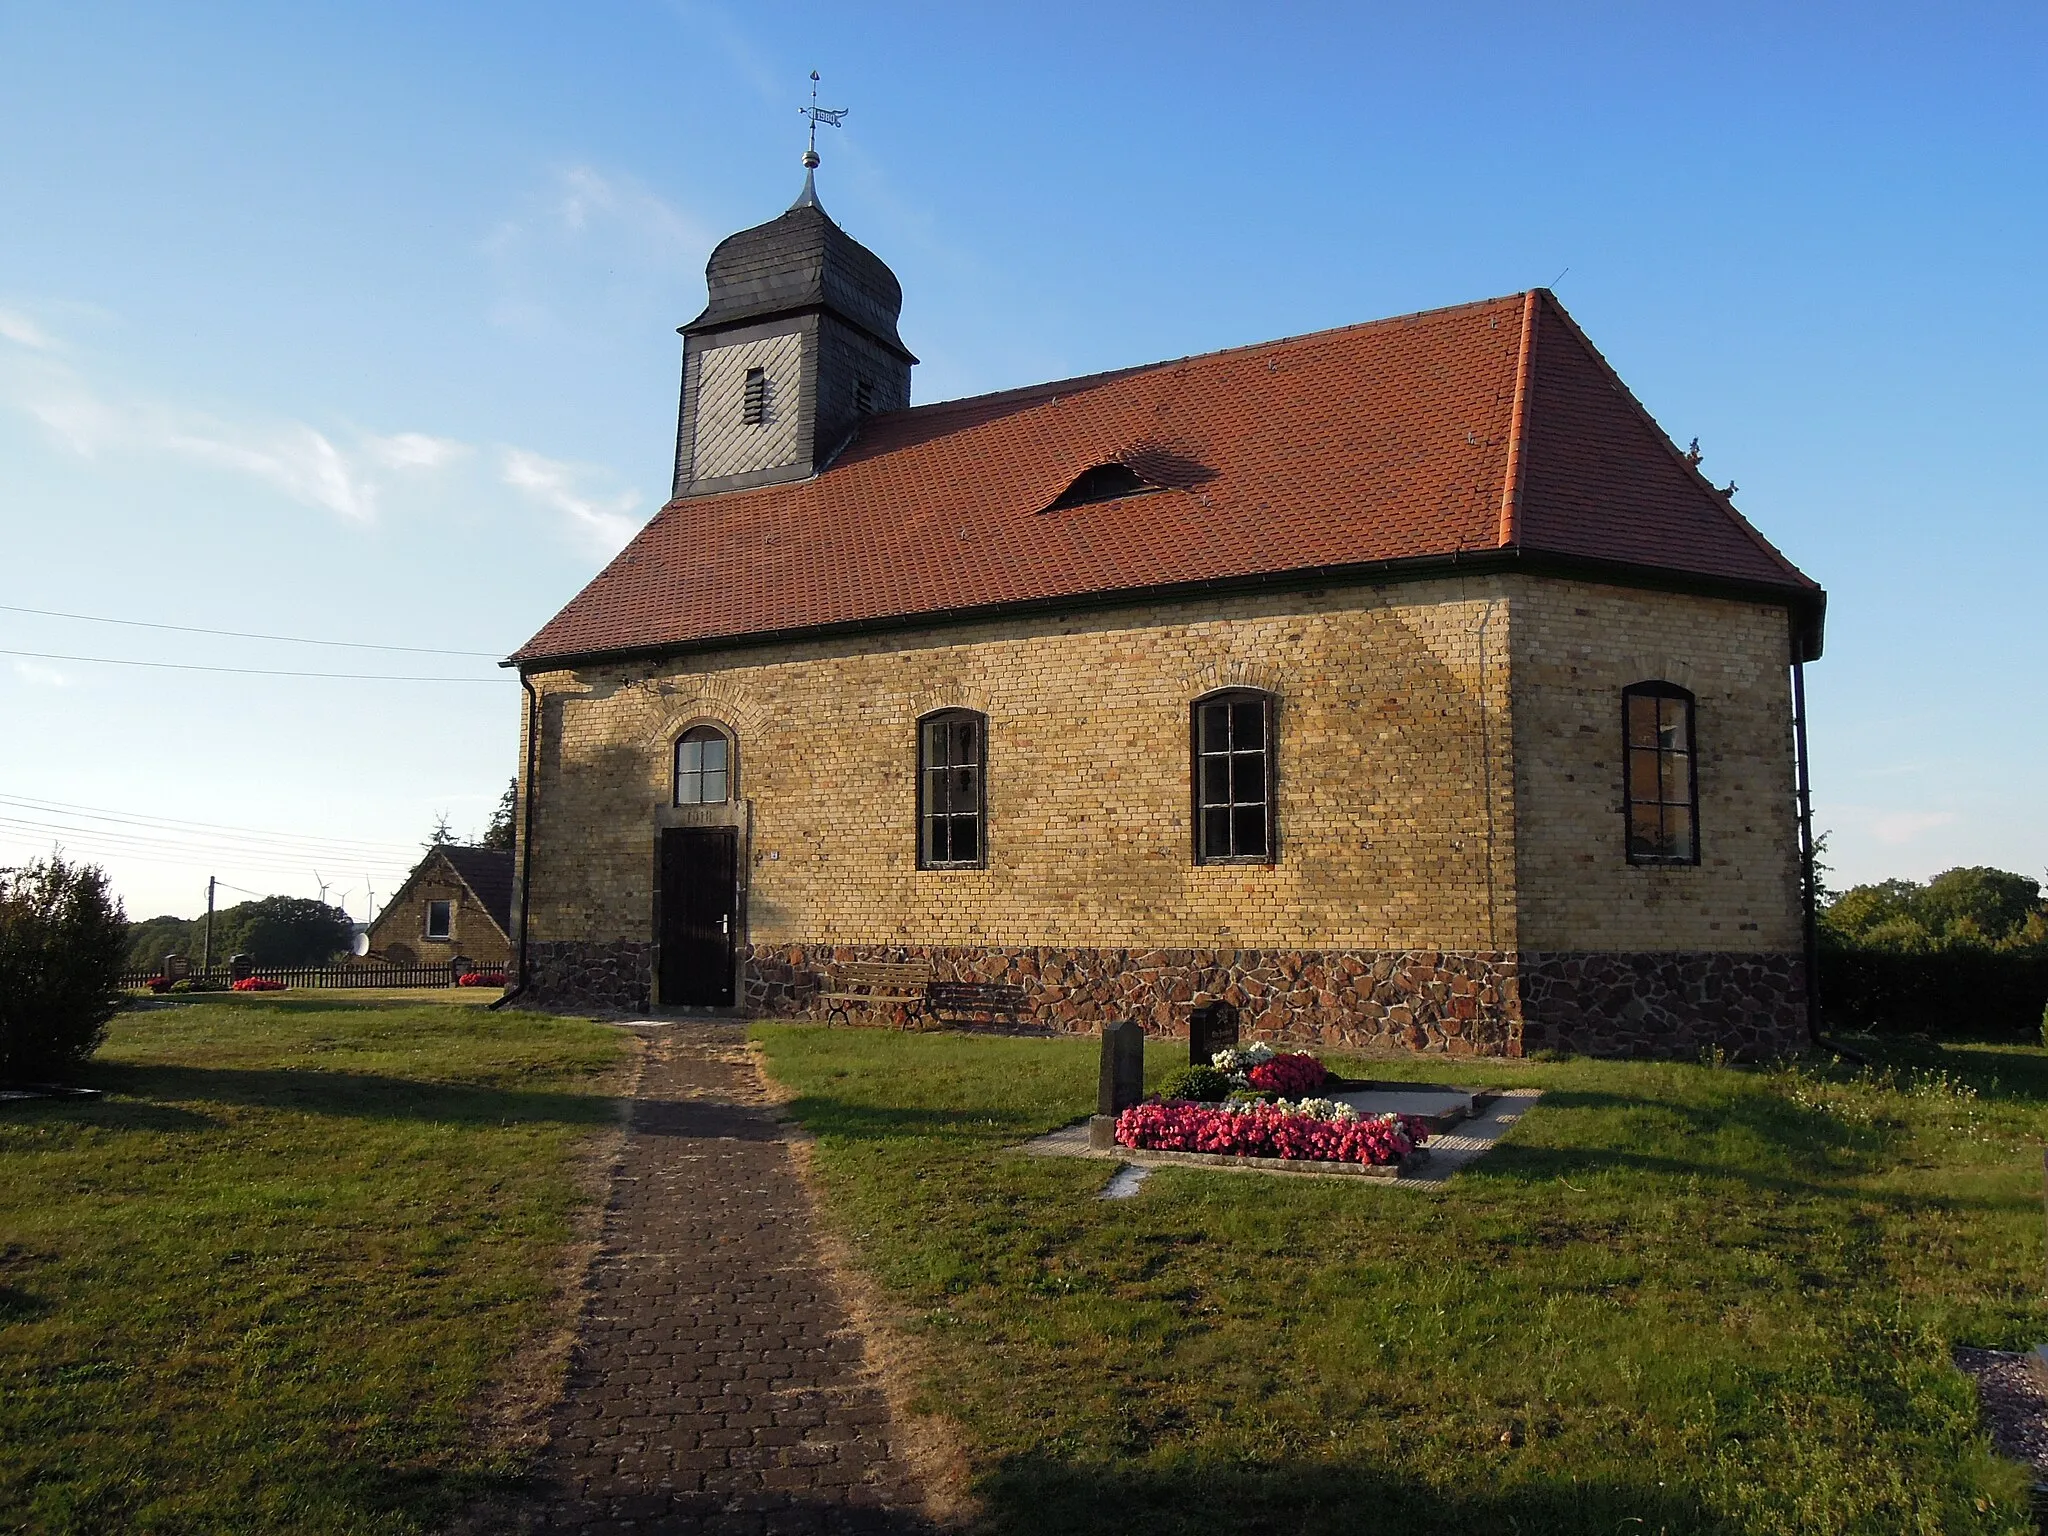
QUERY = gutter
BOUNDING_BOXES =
[488,672,543,1012]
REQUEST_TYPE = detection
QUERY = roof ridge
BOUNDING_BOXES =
[881,290,1536,427]
[1532,292,1817,589]
[1496,290,1539,547]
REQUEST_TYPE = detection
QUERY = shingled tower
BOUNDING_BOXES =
[670,166,916,499]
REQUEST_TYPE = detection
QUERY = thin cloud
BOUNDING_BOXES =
[483,163,710,337]
[501,447,642,554]
[1873,810,1959,845]
[0,309,58,351]
[12,660,71,688]
[364,431,470,471]
[0,324,468,524]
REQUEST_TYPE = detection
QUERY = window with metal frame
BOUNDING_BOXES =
[918,710,986,869]
[425,899,452,940]
[741,367,768,426]
[1192,689,1275,863]
[1623,682,1699,864]
[673,724,734,806]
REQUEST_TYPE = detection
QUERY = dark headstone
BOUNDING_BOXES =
[1189,1000,1240,1067]
[162,953,191,981]
[1090,1019,1147,1150]
[228,953,254,983]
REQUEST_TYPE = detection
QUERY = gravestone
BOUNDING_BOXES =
[1188,1000,1240,1067]
[228,953,254,983]
[1089,1019,1147,1150]
[162,953,191,982]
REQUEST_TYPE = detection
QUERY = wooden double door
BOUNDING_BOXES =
[657,826,738,1008]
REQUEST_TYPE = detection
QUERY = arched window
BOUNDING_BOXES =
[673,724,734,806]
[1192,689,1275,864]
[1623,682,1698,864]
[918,710,986,869]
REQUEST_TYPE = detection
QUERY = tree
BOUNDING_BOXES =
[0,855,127,1082]
[1821,866,2048,953]
[1919,867,2042,947]
[481,777,518,852]
[214,897,352,966]
[124,913,196,971]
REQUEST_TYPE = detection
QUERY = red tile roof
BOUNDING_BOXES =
[514,290,1821,667]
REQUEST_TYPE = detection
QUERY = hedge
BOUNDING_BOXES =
[1819,946,2048,1036]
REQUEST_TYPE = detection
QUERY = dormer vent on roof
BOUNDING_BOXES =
[670,173,918,500]
[1043,462,1162,512]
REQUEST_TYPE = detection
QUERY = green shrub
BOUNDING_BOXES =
[1159,1064,1231,1101]
[1819,946,2048,1037]
[0,855,127,1082]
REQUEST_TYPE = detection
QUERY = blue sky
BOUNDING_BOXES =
[1,1,2042,919]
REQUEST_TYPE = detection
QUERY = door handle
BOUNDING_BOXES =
[720,913,730,934]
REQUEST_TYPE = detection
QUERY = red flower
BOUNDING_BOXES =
[1113,1100,1429,1166]
[1245,1052,1328,1096]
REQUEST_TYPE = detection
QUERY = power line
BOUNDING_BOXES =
[0,794,419,856]
[0,835,413,885]
[0,603,503,658]
[0,815,418,870]
[0,648,501,683]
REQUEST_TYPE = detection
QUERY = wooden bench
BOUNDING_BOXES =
[922,980,1033,1030]
[819,960,934,1028]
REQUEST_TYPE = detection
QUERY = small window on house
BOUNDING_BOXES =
[674,725,733,806]
[742,367,768,426]
[1044,462,1157,512]
[853,378,874,415]
[919,710,986,869]
[425,900,452,940]
[1193,690,1275,863]
[1623,682,1699,865]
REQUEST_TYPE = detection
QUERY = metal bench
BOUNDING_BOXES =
[819,960,934,1028]
[922,980,1033,1029]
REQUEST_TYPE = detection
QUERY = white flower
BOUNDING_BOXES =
[1210,1041,1277,1074]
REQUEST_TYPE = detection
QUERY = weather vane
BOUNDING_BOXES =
[799,70,847,169]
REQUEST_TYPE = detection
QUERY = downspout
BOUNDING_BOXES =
[1791,655,1821,1045]
[489,671,543,1011]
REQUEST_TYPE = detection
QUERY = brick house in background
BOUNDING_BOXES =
[503,167,1826,1059]
[367,845,513,971]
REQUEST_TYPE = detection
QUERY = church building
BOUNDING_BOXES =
[504,158,1825,1060]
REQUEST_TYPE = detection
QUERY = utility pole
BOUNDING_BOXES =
[202,876,216,975]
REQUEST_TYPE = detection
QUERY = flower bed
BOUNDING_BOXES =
[458,971,507,988]
[229,977,286,992]
[1116,1097,1430,1166]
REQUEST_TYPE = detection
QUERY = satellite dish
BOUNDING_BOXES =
[351,931,370,958]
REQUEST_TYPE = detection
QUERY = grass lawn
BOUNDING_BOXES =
[754,1025,2048,1535]
[0,994,627,1535]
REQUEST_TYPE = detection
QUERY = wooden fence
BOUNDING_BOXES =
[121,963,501,991]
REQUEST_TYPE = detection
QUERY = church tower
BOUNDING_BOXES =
[671,157,916,499]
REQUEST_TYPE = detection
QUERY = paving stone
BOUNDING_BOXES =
[519,1021,935,1533]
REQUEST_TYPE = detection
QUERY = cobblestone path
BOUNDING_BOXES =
[530,1021,933,1534]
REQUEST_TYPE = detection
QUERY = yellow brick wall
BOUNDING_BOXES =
[522,578,1519,953]
[518,574,1802,962]
[1511,582,1801,952]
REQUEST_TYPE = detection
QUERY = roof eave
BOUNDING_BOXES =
[506,546,1826,673]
